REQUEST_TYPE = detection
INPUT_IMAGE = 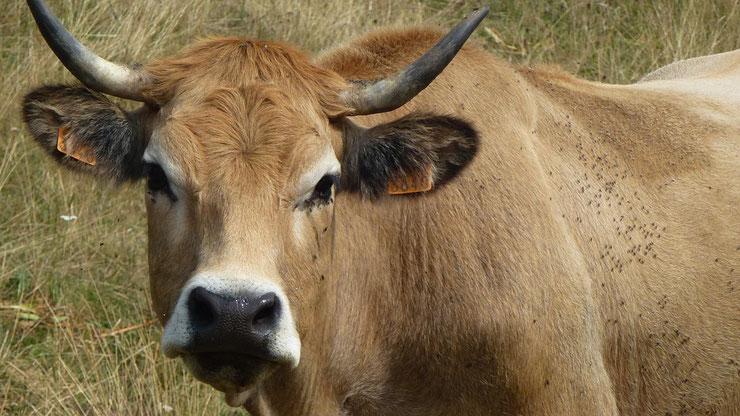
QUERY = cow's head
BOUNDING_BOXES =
[21,0,484,406]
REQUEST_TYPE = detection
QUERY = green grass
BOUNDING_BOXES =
[1,0,738,413]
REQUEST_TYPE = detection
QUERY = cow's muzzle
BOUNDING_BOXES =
[187,287,280,359]
[161,275,301,396]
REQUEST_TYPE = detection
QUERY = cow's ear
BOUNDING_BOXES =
[22,85,145,182]
[340,112,479,197]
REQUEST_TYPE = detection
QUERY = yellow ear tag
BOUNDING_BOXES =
[57,127,97,166]
[388,166,433,195]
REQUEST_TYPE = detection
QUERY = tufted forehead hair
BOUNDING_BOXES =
[141,37,349,114]
[141,37,348,193]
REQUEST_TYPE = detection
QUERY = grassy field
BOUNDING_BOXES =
[1,0,738,414]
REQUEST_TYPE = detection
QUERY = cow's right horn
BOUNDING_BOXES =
[27,0,148,102]
[340,6,489,116]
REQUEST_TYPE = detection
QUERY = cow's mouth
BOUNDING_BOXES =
[182,352,277,404]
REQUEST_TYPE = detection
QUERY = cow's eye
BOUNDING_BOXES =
[308,174,338,205]
[144,162,173,197]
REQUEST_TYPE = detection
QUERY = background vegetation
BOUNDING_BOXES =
[1,0,738,414]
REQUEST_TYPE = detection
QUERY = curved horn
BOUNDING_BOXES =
[27,0,148,101]
[340,6,489,116]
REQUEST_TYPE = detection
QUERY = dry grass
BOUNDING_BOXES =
[0,0,738,414]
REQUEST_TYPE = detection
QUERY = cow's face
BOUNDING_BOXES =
[22,0,485,407]
[144,66,357,399]
[145,84,339,393]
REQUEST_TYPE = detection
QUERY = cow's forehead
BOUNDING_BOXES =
[139,38,346,195]
[140,37,347,192]
[149,90,334,194]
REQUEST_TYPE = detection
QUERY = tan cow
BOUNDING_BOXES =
[21,0,739,414]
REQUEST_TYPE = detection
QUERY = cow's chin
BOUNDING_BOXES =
[182,353,277,406]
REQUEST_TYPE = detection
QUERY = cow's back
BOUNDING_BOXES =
[639,49,740,83]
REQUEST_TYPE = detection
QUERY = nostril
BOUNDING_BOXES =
[252,293,279,333]
[188,287,219,330]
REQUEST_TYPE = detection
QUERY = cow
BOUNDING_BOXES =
[20,0,740,414]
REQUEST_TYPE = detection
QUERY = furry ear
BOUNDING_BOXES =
[22,85,145,182]
[340,112,479,197]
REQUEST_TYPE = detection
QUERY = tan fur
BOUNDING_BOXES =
[131,27,739,415]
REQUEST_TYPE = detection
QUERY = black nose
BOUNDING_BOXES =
[187,286,280,359]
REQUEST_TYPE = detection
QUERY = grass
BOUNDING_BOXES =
[0,0,738,414]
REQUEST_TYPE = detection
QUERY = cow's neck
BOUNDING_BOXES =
[259,50,539,414]
[255,39,735,414]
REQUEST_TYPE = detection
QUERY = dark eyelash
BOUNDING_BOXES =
[311,175,337,202]
[144,162,177,201]
[299,174,338,211]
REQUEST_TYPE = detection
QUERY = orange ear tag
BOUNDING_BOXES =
[57,127,97,166]
[388,166,433,195]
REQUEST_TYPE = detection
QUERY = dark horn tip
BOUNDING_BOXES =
[468,6,490,22]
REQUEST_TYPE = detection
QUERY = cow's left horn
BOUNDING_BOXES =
[340,6,489,116]
[27,0,148,101]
